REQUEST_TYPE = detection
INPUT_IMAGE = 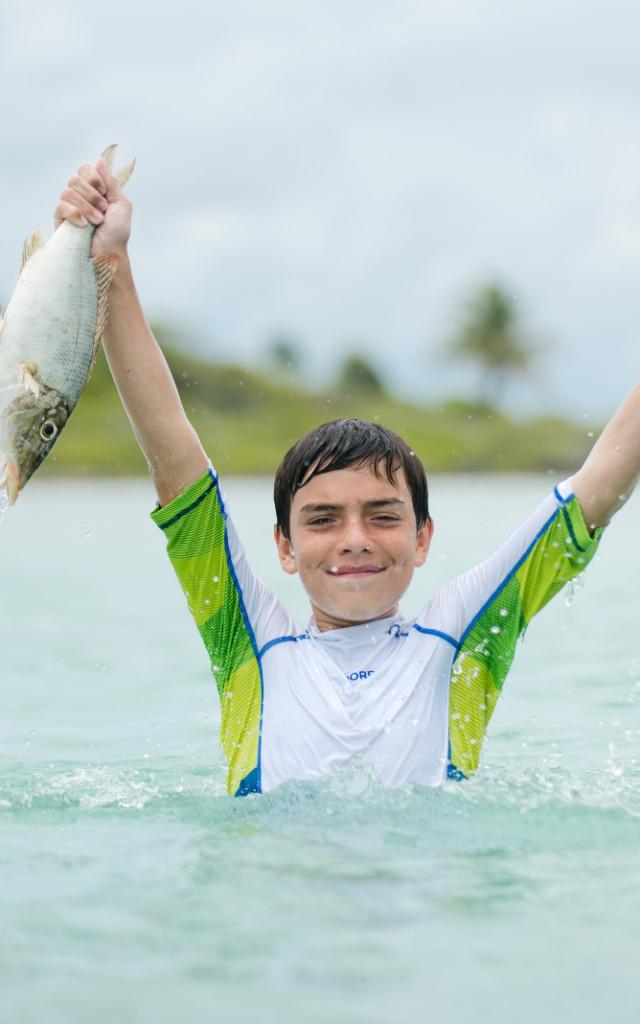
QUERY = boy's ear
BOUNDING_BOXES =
[414,518,434,568]
[274,525,298,575]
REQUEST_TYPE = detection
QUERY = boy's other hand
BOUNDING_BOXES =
[54,156,132,259]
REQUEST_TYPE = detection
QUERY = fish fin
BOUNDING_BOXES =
[89,251,121,373]
[20,229,45,274]
[18,362,40,398]
[115,158,136,189]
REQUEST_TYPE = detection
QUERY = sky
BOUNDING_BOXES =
[1,0,639,417]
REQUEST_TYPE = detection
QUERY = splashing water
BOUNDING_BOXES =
[563,572,585,608]
[0,483,9,526]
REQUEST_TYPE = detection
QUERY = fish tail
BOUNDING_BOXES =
[101,144,118,171]
[116,159,135,189]
[100,145,135,189]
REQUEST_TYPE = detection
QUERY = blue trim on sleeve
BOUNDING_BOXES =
[212,472,264,797]
[446,739,467,781]
[157,477,217,530]
[259,633,309,661]
[561,505,587,553]
[412,624,460,650]
[553,484,573,506]
[235,765,261,797]
[458,505,560,649]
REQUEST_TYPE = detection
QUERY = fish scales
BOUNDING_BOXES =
[0,144,134,505]
[0,224,98,403]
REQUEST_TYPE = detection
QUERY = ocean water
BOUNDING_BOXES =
[1,474,639,1023]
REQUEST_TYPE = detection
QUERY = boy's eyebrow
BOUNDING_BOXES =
[299,502,342,514]
[362,498,406,510]
[299,498,406,514]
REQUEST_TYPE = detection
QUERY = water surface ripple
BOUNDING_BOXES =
[2,477,639,1022]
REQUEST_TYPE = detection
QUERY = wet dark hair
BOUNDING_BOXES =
[274,418,430,539]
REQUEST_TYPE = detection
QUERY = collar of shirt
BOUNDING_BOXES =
[306,614,407,674]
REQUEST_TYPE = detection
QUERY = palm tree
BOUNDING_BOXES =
[446,282,535,407]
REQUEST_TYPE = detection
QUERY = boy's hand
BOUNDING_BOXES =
[54,156,132,259]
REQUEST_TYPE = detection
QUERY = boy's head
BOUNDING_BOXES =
[274,419,434,631]
[274,419,430,538]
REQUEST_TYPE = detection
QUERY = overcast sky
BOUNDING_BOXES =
[1,0,639,416]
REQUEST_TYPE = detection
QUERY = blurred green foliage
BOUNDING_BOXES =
[334,353,386,397]
[266,333,303,374]
[42,342,595,480]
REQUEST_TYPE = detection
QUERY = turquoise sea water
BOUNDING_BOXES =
[2,475,639,1022]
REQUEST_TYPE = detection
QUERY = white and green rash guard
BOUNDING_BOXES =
[152,468,603,797]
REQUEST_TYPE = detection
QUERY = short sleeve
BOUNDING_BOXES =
[446,480,604,778]
[151,467,292,796]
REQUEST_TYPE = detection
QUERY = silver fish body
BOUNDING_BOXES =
[0,146,133,503]
[0,222,98,400]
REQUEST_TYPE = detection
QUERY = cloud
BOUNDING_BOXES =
[1,0,640,413]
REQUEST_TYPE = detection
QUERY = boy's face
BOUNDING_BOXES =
[274,463,433,632]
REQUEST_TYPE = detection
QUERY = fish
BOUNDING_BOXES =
[0,144,134,505]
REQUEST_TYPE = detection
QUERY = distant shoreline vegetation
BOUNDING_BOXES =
[42,342,596,480]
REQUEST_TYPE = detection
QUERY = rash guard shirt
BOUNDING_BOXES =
[152,468,603,796]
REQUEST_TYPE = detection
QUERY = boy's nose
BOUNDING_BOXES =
[339,519,372,552]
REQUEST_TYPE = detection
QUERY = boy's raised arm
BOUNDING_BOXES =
[55,156,208,506]
[571,380,640,531]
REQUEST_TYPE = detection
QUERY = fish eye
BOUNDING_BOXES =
[39,420,58,442]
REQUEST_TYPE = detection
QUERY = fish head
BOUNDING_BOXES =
[0,384,69,503]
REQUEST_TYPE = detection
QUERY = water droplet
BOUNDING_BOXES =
[499,607,508,617]
[0,486,9,525]
[213,576,219,584]
[490,625,501,634]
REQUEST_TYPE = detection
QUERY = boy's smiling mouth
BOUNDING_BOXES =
[327,564,386,577]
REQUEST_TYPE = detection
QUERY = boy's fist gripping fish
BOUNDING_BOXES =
[0,145,134,505]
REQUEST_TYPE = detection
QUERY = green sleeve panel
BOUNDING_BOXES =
[152,469,262,796]
[449,493,604,777]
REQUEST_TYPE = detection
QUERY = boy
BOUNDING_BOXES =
[55,156,639,796]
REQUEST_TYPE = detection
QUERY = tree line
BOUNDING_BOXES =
[267,281,534,406]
